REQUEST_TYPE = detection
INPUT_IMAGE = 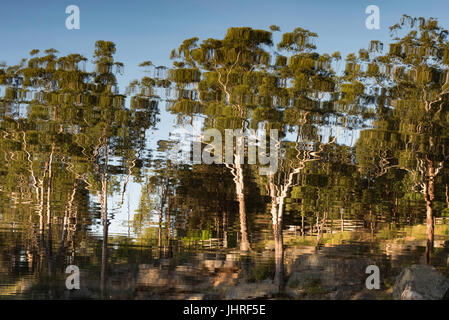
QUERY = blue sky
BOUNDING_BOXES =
[3,0,448,141]
[2,0,449,235]
[2,0,449,91]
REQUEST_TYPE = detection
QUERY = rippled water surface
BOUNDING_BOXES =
[2,18,449,299]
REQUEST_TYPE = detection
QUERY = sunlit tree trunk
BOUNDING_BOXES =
[158,190,165,251]
[166,196,172,257]
[341,208,344,232]
[302,217,305,236]
[100,141,109,297]
[424,161,435,264]
[222,211,228,248]
[316,210,327,248]
[166,197,171,246]
[235,161,250,251]
[270,180,284,291]
[158,209,163,249]
[272,210,284,291]
[46,144,55,276]
[369,206,375,241]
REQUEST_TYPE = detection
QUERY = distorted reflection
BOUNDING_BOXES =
[1,17,449,300]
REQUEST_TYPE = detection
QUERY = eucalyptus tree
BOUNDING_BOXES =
[76,41,164,292]
[353,16,449,261]
[168,27,274,251]
[245,26,344,288]
[0,41,163,291]
[168,26,349,288]
[0,48,95,276]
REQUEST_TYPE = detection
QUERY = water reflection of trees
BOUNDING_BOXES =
[0,15,449,297]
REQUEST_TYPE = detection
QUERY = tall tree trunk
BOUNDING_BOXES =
[222,211,228,248]
[235,161,250,251]
[316,211,327,248]
[100,141,109,297]
[46,144,55,276]
[301,212,305,237]
[166,196,172,257]
[341,208,344,232]
[158,209,163,249]
[158,187,166,251]
[424,162,435,264]
[270,181,284,292]
[38,182,45,275]
[166,197,171,246]
[273,222,284,291]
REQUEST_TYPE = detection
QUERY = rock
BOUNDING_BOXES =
[400,285,424,300]
[226,253,240,262]
[287,270,322,288]
[223,260,237,269]
[285,271,333,298]
[393,265,449,300]
[203,260,224,271]
[137,268,169,287]
[286,269,338,290]
[224,281,278,299]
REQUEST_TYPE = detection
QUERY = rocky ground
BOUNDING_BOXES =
[61,242,449,300]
